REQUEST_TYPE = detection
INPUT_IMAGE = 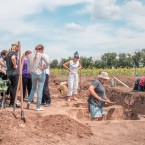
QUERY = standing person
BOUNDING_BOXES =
[88,72,112,121]
[0,50,9,97]
[63,51,82,102]
[22,50,32,100]
[4,44,20,107]
[42,53,51,107]
[27,44,49,111]
[0,50,7,79]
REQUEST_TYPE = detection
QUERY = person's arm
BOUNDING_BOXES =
[105,97,112,104]
[0,65,6,75]
[78,64,82,70]
[89,85,106,102]
[63,61,71,72]
[11,55,18,68]
[41,54,49,70]
[0,59,6,67]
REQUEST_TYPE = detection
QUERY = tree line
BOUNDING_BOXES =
[50,49,145,69]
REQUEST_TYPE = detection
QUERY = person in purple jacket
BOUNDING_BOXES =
[22,50,32,100]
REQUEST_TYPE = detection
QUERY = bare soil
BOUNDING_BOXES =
[0,76,145,145]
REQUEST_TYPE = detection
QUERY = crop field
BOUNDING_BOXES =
[50,67,145,76]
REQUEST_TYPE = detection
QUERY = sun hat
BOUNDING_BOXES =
[74,51,79,58]
[98,72,110,80]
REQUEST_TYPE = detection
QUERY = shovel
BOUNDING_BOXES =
[13,41,26,123]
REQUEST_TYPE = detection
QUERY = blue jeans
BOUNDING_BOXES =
[28,72,45,109]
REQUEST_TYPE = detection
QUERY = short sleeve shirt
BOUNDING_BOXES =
[88,79,106,108]
[4,51,19,77]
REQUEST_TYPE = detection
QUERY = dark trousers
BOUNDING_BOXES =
[23,77,32,99]
[42,74,51,104]
[8,74,19,105]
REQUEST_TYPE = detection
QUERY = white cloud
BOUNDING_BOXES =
[0,0,91,33]
[92,0,121,20]
[65,23,83,31]
[1,0,145,59]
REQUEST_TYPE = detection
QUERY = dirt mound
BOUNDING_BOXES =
[0,110,25,145]
[40,114,93,138]
[106,86,145,115]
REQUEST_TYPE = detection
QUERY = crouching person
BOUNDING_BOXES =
[88,72,111,121]
[132,76,145,92]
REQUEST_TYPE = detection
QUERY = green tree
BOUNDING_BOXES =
[50,59,59,68]
[101,53,117,68]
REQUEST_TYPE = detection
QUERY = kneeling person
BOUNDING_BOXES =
[88,72,111,121]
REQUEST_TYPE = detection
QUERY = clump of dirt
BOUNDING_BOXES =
[39,114,93,138]
[104,105,140,120]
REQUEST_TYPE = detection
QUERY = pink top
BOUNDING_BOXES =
[139,76,145,86]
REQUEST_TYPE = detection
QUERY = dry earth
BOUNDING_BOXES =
[0,76,145,145]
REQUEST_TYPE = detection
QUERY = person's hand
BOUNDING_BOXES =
[40,66,46,71]
[105,100,112,104]
[14,65,18,69]
[69,70,74,74]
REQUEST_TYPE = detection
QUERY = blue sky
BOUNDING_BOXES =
[0,0,145,60]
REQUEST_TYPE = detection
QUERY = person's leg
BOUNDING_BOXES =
[138,84,143,91]
[67,74,74,101]
[8,75,19,106]
[42,74,51,105]
[42,74,48,104]
[47,75,51,104]
[28,74,38,105]
[27,78,32,96]
[72,73,79,100]
[37,72,45,109]
[22,77,27,99]
[90,104,104,121]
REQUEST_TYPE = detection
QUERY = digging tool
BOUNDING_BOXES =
[105,101,119,107]
[13,41,26,123]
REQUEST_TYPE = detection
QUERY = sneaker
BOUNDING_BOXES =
[36,107,45,111]
[44,103,51,107]
[9,104,20,108]
[27,103,30,109]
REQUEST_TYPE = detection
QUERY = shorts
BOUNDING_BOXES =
[89,103,106,118]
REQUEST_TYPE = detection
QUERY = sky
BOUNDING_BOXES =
[0,0,145,60]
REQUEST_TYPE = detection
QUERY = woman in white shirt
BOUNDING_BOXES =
[63,51,82,102]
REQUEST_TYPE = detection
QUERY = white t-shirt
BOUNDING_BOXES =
[69,60,79,74]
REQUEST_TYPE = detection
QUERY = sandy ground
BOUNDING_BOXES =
[0,76,145,145]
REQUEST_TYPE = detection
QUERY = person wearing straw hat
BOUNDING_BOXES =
[88,72,112,121]
[63,51,82,102]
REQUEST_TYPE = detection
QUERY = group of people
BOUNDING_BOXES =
[0,44,51,111]
[0,43,115,120]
